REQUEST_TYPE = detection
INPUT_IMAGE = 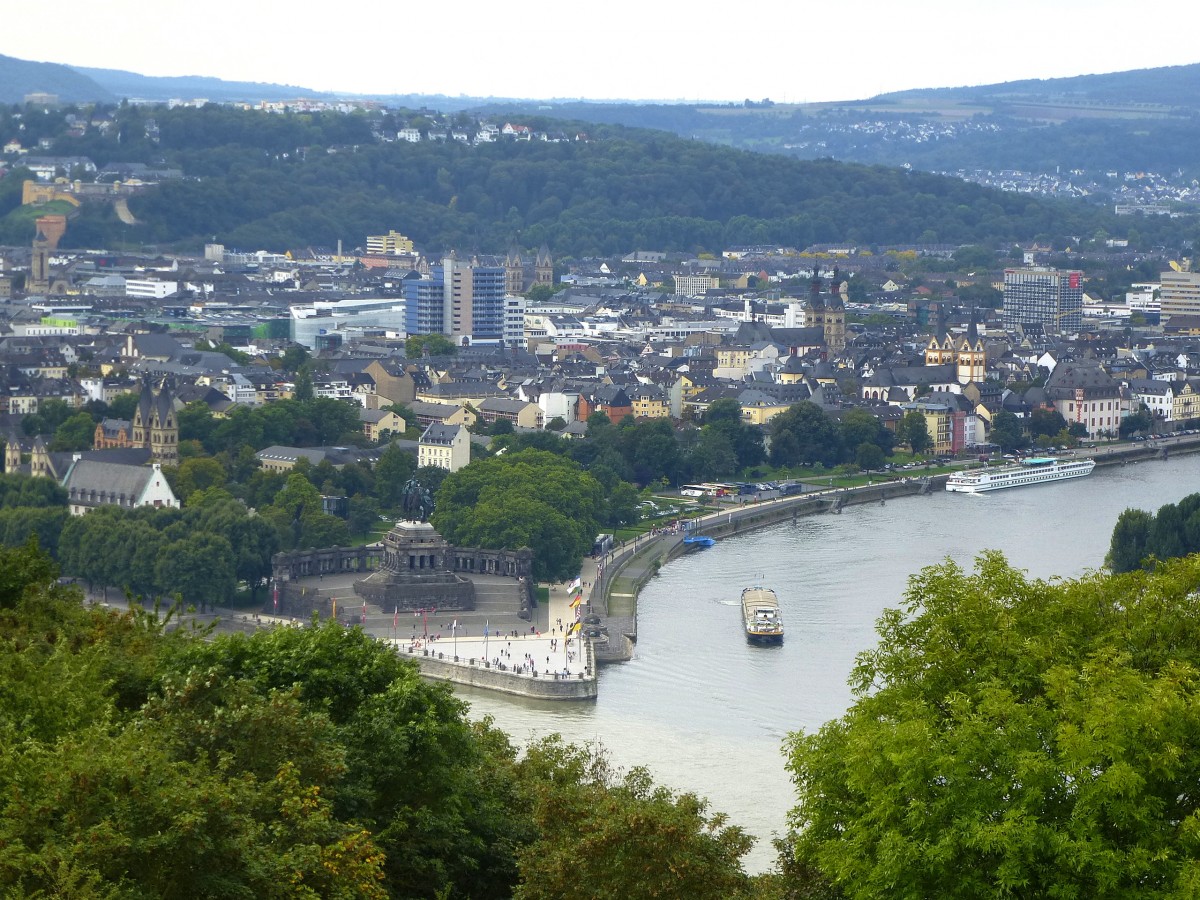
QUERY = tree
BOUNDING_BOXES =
[171,456,227,503]
[1107,507,1154,572]
[1028,407,1068,441]
[155,532,235,612]
[432,450,603,582]
[525,283,555,302]
[262,473,348,551]
[689,428,738,481]
[374,443,416,509]
[839,408,893,457]
[280,343,311,373]
[989,410,1027,452]
[50,412,96,452]
[786,552,1200,898]
[769,403,844,468]
[292,367,315,402]
[620,419,682,486]
[514,737,754,899]
[168,622,527,898]
[897,410,931,455]
[108,391,140,420]
[703,398,766,471]
[855,441,885,471]
[1120,406,1155,438]
[405,333,457,357]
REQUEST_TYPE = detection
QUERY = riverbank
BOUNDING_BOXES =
[591,476,941,661]
[592,436,1200,663]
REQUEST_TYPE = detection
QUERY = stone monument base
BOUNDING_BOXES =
[352,519,476,612]
[353,570,476,611]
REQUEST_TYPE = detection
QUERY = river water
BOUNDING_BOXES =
[456,455,1199,872]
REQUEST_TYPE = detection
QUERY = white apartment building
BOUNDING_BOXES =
[418,422,470,472]
[125,278,179,300]
[673,273,719,298]
[505,294,526,346]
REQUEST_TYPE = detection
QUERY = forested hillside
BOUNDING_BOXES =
[0,103,1159,255]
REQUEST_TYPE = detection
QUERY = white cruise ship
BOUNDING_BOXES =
[945,456,1096,494]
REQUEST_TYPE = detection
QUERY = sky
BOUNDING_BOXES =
[1,0,1197,104]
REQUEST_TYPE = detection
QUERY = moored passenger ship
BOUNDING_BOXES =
[945,456,1096,494]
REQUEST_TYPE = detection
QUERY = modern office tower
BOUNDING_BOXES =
[404,254,506,344]
[1002,267,1083,333]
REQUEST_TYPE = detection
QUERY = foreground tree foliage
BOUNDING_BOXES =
[513,737,755,899]
[785,552,1200,899]
[1108,493,1200,573]
[0,541,759,897]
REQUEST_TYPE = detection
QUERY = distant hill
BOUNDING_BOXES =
[480,62,1200,181]
[0,54,114,104]
[875,63,1200,112]
[72,66,333,104]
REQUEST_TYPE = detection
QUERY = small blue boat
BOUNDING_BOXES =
[683,535,716,549]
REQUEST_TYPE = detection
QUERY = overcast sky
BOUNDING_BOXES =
[2,0,1196,103]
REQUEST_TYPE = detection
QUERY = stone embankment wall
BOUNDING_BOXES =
[396,644,598,700]
[595,437,1200,658]
[592,478,942,664]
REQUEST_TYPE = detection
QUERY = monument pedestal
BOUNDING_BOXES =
[353,520,475,611]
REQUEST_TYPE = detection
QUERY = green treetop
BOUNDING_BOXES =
[785,552,1200,898]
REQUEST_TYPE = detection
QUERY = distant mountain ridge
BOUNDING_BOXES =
[1,49,1197,113]
[873,62,1200,110]
[72,66,333,104]
[0,54,114,104]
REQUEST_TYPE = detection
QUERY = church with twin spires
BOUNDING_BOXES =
[923,312,986,385]
[802,270,846,354]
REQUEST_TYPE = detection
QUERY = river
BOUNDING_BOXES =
[456,455,1200,873]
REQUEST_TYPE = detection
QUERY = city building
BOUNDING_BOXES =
[132,378,180,465]
[504,294,526,346]
[289,297,408,349]
[418,422,470,472]
[1160,270,1200,321]
[1043,362,1126,438]
[404,254,506,344]
[504,246,554,294]
[923,316,986,385]
[1002,267,1084,333]
[366,230,415,256]
[802,273,846,353]
[63,460,178,516]
[673,273,719,298]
